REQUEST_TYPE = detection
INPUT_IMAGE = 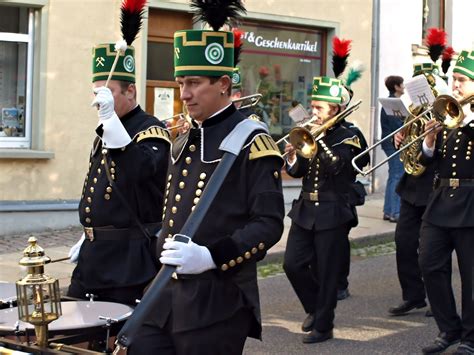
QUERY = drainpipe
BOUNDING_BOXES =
[369,0,381,194]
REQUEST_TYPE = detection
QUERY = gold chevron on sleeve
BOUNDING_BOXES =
[135,126,171,144]
[248,134,283,160]
[342,136,361,149]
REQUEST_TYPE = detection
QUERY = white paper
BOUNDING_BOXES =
[288,104,310,123]
[404,75,436,107]
[378,97,410,118]
[154,88,174,121]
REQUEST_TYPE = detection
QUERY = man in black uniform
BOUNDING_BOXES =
[283,76,359,344]
[388,63,442,316]
[128,1,285,353]
[67,43,170,306]
[419,49,474,354]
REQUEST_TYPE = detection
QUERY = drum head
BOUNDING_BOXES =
[0,301,133,334]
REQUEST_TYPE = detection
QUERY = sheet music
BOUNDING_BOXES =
[289,104,310,123]
[378,97,410,118]
[404,75,436,107]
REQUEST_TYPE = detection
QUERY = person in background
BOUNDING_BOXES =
[380,75,405,222]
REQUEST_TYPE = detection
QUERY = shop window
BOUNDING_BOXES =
[0,6,34,148]
[239,22,324,146]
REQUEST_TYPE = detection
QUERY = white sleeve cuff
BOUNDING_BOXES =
[422,140,435,157]
[100,112,132,149]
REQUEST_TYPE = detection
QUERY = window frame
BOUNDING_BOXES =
[0,7,35,148]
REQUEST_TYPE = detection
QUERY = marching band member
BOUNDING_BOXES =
[67,0,171,306]
[283,76,360,343]
[128,0,285,353]
[419,49,474,355]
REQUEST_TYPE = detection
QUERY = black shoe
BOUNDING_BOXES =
[301,313,315,332]
[337,288,350,301]
[454,341,474,355]
[389,216,399,223]
[422,332,461,354]
[383,214,391,221]
[425,308,434,317]
[388,300,426,316]
[302,329,333,344]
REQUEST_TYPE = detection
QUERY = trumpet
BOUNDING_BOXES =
[160,93,263,129]
[352,94,473,176]
[279,100,362,159]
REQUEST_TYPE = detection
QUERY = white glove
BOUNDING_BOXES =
[68,233,85,264]
[91,87,115,122]
[159,235,216,274]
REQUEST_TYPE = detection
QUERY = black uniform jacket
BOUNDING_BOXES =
[396,163,437,207]
[73,105,170,289]
[152,104,285,338]
[419,121,474,227]
[287,123,359,231]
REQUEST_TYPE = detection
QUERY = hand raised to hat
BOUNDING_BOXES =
[160,236,216,274]
[91,87,115,122]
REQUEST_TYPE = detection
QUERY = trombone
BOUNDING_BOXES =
[351,94,474,176]
[161,93,263,129]
[278,100,362,158]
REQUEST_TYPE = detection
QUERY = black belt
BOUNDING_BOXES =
[301,190,340,202]
[83,223,161,242]
[438,178,474,188]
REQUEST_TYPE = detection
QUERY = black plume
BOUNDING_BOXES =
[120,0,147,45]
[190,0,246,31]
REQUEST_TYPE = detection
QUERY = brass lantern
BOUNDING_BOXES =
[16,236,62,348]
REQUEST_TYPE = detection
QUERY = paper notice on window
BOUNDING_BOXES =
[404,75,436,107]
[289,104,310,123]
[154,88,174,121]
[378,98,410,118]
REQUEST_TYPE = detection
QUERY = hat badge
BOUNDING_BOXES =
[205,43,225,65]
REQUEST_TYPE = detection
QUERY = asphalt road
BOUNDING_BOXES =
[245,253,462,355]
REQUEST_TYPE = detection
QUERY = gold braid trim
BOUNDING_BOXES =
[248,134,283,160]
[134,126,171,144]
[341,136,361,149]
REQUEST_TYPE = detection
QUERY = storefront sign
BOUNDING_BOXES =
[243,31,318,53]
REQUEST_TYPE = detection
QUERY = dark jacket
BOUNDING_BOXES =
[287,123,359,231]
[419,122,474,227]
[152,104,285,339]
[380,94,404,155]
[73,105,170,289]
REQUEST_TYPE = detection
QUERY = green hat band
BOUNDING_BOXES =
[174,30,234,77]
[453,50,474,79]
[311,76,342,104]
[92,44,136,83]
[413,63,439,77]
[232,67,242,89]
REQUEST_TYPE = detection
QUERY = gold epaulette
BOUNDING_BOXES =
[134,126,171,144]
[248,134,282,160]
[341,136,361,149]
[248,114,262,122]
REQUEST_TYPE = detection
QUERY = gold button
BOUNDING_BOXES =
[163,206,166,212]
[87,197,92,203]
[169,219,174,227]
[315,202,320,206]
[274,171,279,178]
[196,189,202,197]
[164,198,168,205]
[221,264,229,271]
[111,161,116,167]
[454,147,459,150]
[182,169,188,177]
[167,182,171,189]
[191,205,196,211]
[172,206,177,214]
[179,181,185,189]
[106,186,112,193]
[452,172,457,176]
[456,139,460,143]
[251,247,258,254]
[101,159,105,165]
[97,168,101,174]
[175,194,181,202]
[189,145,196,152]
[449,194,454,198]
[452,155,457,159]
[89,162,92,167]
[236,256,243,264]
[193,197,200,205]
[197,181,205,188]
[85,207,90,213]
[458,131,462,136]
[467,156,471,160]
[104,194,111,200]
[90,187,95,193]
[229,260,236,267]
[102,149,108,155]
[165,189,169,197]
[258,243,265,250]
[168,174,172,181]
[111,174,115,180]
[200,173,207,180]
[162,213,165,219]
[185,157,192,164]
[85,217,91,223]
[244,252,251,259]
[452,163,457,167]
[110,168,115,174]
[93,177,97,183]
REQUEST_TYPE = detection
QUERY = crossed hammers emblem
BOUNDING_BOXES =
[96,56,105,67]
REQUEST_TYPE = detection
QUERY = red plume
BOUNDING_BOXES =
[441,46,456,74]
[122,0,147,13]
[232,28,244,66]
[120,0,147,45]
[332,36,352,78]
[425,27,447,62]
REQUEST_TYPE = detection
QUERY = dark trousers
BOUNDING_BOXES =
[127,307,252,355]
[283,222,350,332]
[394,199,426,302]
[338,233,350,291]
[419,221,474,341]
